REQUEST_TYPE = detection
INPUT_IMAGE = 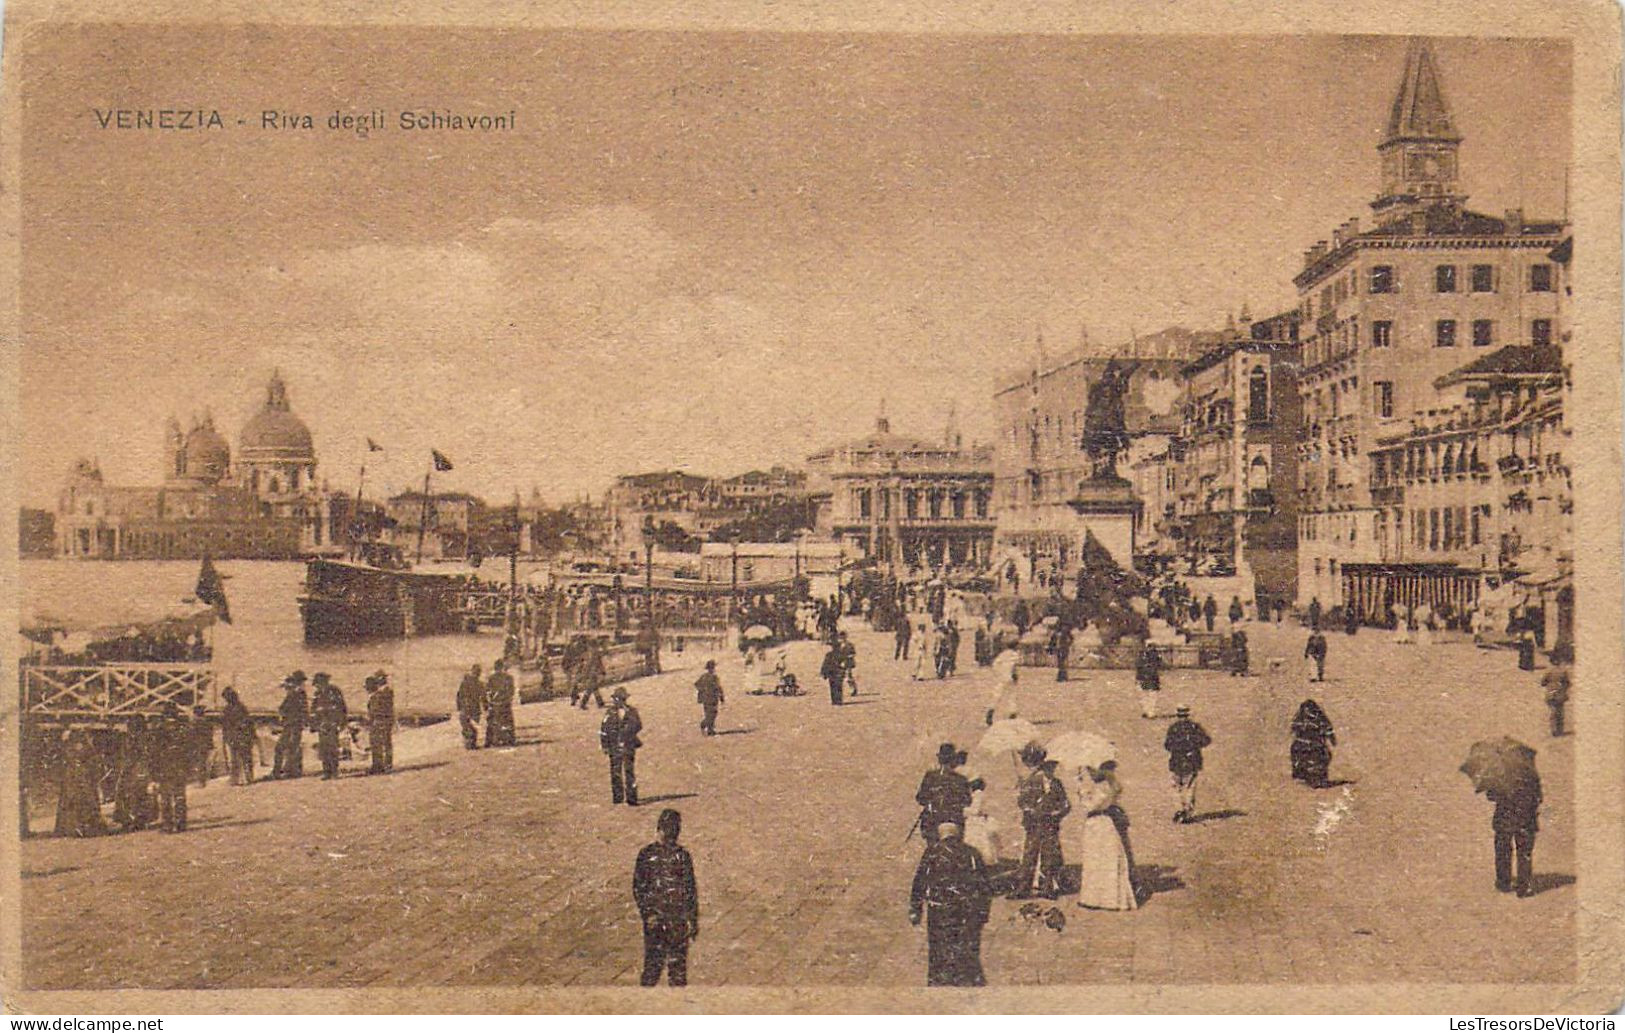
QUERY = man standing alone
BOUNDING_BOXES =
[457,663,484,750]
[1164,705,1211,824]
[1304,628,1329,683]
[600,687,642,805]
[820,641,845,706]
[485,659,516,748]
[1542,649,1571,737]
[894,616,912,661]
[695,660,724,736]
[909,819,992,986]
[1135,642,1163,719]
[632,809,699,986]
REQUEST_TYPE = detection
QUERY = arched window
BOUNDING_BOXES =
[1248,454,1269,490]
[1248,367,1270,422]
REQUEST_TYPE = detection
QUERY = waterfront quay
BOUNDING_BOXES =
[20,620,1572,989]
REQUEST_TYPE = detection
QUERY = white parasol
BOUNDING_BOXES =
[1043,729,1117,773]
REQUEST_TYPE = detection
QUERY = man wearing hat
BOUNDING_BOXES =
[915,744,985,846]
[153,701,193,833]
[457,663,485,750]
[485,658,516,748]
[310,672,349,780]
[1163,705,1212,824]
[694,660,724,736]
[273,671,309,779]
[632,808,700,986]
[1013,744,1069,898]
[909,818,993,986]
[600,687,643,805]
[365,670,395,775]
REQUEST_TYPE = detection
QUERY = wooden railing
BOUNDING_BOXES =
[20,664,217,723]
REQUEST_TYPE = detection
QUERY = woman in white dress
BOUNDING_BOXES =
[987,648,1020,724]
[912,618,936,680]
[1074,766,1138,911]
[742,646,765,695]
[1414,603,1434,647]
[961,786,1003,863]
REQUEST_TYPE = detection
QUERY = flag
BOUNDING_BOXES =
[195,555,232,624]
[432,449,454,472]
[366,437,384,452]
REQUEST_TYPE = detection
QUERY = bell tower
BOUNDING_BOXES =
[1372,38,1465,225]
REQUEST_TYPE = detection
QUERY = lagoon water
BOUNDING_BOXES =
[21,559,506,712]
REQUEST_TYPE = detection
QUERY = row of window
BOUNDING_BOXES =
[854,487,990,520]
[1370,262,1554,295]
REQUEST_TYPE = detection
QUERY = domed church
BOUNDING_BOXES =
[57,372,342,559]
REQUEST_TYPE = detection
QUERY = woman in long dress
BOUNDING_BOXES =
[1289,699,1337,787]
[742,646,765,695]
[1415,603,1434,647]
[912,619,936,680]
[1074,766,1138,911]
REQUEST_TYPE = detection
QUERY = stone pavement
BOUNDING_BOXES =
[20,619,1574,989]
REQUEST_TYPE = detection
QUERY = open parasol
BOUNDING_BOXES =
[1460,736,1538,795]
[1043,729,1116,773]
[742,624,774,641]
[977,717,1040,758]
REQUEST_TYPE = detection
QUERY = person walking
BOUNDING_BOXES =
[273,670,309,779]
[633,808,699,986]
[457,663,484,750]
[1229,629,1249,677]
[1289,699,1337,787]
[1227,595,1245,628]
[1135,642,1164,719]
[153,702,192,834]
[1202,595,1218,632]
[820,642,846,706]
[945,620,962,677]
[219,686,257,786]
[365,670,395,775]
[912,616,936,681]
[694,660,724,736]
[600,687,642,805]
[1013,744,1069,899]
[578,639,607,710]
[839,631,859,697]
[894,617,912,661]
[1073,766,1137,911]
[1164,705,1211,824]
[915,743,983,846]
[909,819,993,986]
[1052,622,1073,682]
[485,659,516,747]
[1304,628,1329,683]
[1542,652,1571,737]
[1307,597,1323,631]
[310,672,348,780]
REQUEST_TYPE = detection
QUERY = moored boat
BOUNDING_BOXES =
[298,543,472,643]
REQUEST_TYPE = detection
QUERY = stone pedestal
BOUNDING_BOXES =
[1067,477,1140,567]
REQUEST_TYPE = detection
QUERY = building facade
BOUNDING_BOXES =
[1293,39,1566,610]
[804,415,995,573]
[54,372,336,559]
[1160,311,1302,607]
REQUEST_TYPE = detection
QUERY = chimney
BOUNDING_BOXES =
[1505,208,1524,234]
[1347,216,1361,236]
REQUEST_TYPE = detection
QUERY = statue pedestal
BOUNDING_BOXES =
[1067,477,1140,568]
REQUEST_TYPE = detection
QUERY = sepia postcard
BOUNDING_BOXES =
[1,0,1621,1016]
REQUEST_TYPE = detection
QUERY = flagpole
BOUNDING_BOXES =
[351,464,367,561]
[416,467,432,565]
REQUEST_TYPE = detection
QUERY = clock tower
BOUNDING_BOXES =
[1372,38,1465,224]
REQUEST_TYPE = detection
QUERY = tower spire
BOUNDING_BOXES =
[1374,37,1466,223]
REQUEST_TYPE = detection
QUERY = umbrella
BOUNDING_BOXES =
[1460,737,1538,795]
[977,718,1040,757]
[742,625,774,641]
[1043,729,1116,773]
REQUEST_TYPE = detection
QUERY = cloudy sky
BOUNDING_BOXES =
[19,28,1569,506]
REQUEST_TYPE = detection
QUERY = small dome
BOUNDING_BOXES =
[184,419,232,484]
[239,371,315,459]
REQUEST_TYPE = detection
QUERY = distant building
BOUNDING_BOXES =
[604,470,718,561]
[54,372,340,559]
[697,539,847,588]
[1293,39,1567,609]
[385,491,486,561]
[19,507,55,558]
[804,413,994,573]
[715,466,808,511]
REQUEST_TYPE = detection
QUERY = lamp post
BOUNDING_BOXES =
[729,531,741,630]
[642,515,656,619]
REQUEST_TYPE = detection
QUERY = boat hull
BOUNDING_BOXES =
[299,559,472,643]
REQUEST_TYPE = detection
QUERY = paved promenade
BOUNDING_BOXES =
[20,620,1574,988]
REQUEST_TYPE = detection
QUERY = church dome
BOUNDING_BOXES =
[184,417,231,484]
[240,371,315,459]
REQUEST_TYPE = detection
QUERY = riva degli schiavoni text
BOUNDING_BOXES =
[91,108,516,134]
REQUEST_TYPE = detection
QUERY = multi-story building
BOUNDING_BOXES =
[1161,310,1302,608]
[603,470,719,560]
[385,490,486,561]
[715,467,808,511]
[804,414,994,573]
[54,372,340,559]
[990,329,1203,588]
[1293,39,1566,609]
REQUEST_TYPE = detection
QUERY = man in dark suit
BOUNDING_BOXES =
[915,743,984,845]
[909,819,993,986]
[1304,629,1329,682]
[694,660,724,736]
[600,687,642,805]
[633,808,699,986]
[820,643,845,706]
[1164,705,1212,824]
[1488,768,1543,897]
[310,672,348,780]
[894,616,912,661]
[1202,595,1218,632]
[1013,744,1069,898]
[153,703,192,833]
[273,670,309,779]
[484,659,516,747]
[457,663,485,750]
[365,670,395,775]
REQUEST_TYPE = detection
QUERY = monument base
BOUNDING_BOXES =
[1067,477,1140,568]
